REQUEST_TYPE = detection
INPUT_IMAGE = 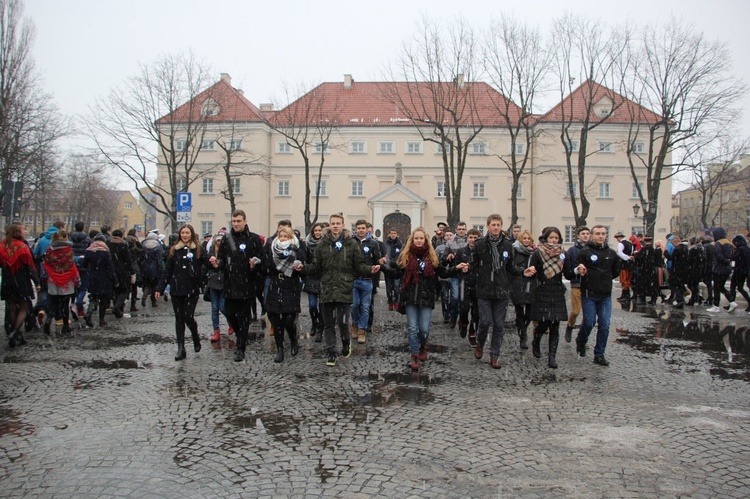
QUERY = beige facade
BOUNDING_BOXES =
[156,76,673,244]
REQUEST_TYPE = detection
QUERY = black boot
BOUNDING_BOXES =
[84,314,94,328]
[43,319,52,336]
[234,337,246,362]
[61,318,72,335]
[532,331,542,358]
[564,325,573,343]
[548,329,559,369]
[175,330,187,361]
[7,329,18,348]
[189,323,201,353]
[290,328,299,356]
[274,346,284,363]
[519,327,528,349]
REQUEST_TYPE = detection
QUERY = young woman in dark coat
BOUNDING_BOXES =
[82,235,118,327]
[266,226,306,363]
[0,224,40,347]
[633,236,661,304]
[155,224,210,361]
[303,223,324,342]
[526,227,568,368]
[509,230,536,350]
[107,229,135,318]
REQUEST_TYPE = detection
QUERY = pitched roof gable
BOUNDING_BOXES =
[157,78,265,124]
[539,80,662,124]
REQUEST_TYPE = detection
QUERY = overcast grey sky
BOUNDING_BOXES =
[25,0,750,184]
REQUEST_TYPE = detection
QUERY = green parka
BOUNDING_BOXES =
[301,228,373,304]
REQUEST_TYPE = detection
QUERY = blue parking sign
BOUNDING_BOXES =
[177,192,192,212]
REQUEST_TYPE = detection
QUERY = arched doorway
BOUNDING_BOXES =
[383,212,411,240]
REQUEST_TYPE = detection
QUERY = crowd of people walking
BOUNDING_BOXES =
[1,213,748,371]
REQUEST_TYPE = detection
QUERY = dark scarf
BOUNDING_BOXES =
[538,242,564,279]
[401,244,434,291]
[43,242,80,287]
[306,233,322,254]
[512,240,533,256]
[489,236,503,275]
[0,239,33,275]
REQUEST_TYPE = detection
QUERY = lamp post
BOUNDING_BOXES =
[633,203,644,235]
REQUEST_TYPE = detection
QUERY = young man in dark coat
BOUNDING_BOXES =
[350,219,381,345]
[107,229,135,319]
[563,226,590,341]
[574,225,620,366]
[209,209,266,362]
[665,235,689,308]
[707,227,735,313]
[686,237,707,306]
[382,228,403,311]
[297,213,379,367]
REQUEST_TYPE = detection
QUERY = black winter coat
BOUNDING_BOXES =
[509,244,536,305]
[634,245,661,296]
[666,243,690,286]
[265,245,306,314]
[563,242,585,288]
[576,242,620,299]
[687,244,706,287]
[528,250,568,322]
[385,260,457,310]
[302,235,322,295]
[732,236,750,274]
[140,238,164,282]
[473,234,523,301]
[107,237,133,292]
[69,231,91,259]
[712,241,734,276]
[455,244,477,290]
[83,248,118,296]
[157,242,209,297]
[216,227,265,300]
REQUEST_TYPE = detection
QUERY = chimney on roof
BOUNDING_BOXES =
[237,88,244,96]
[455,74,465,89]
[260,103,274,112]
[344,74,353,89]
[220,73,231,84]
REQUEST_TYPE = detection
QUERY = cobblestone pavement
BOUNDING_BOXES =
[1,289,749,498]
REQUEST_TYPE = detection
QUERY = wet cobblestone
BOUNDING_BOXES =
[1,290,749,497]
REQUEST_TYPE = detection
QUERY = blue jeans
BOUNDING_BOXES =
[385,276,401,305]
[577,295,612,357]
[350,279,373,330]
[75,271,90,310]
[209,288,226,330]
[405,304,432,354]
[449,277,460,320]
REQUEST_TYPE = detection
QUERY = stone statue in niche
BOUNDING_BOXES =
[395,162,402,184]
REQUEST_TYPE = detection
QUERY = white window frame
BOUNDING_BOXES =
[351,180,364,197]
[201,221,213,236]
[513,183,524,199]
[350,141,366,154]
[277,181,290,197]
[631,226,645,236]
[473,182,486,198]
[471,142,487,155]
[313,142,330,154]
[227,138,242,151]
[175,138,187,152]
[231,178,240,194]
[277,142,292,154]
[632,183,642,199]
[202,178,214,194]
[437,181,446,198]
[406,142,422,154]
[378,142,395,154]
[565,182,578,198]
[566,139,579,153]
[124,202,133,210]
[599,182,611,199]
[565,225,576,243]
[200,139,215,151]
[435,143,452,155]
[472,224,484,235]
[598,141,613,153]
[314,180,327,196]
[633,142,645,154]
[511,143,525,155]
[176,178,187,192]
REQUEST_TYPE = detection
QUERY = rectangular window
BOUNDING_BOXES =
[202,178,213,194]
[277,181,290,196]
[90,219,99,227]
[350,141,366,154]
[733,190,739,201]
[599,182,611,198]
[200,139,215,151]
[512,143,525,155]
[314,180,327,196]
[733,211,739,223]
[351,181,364,197]
[201,221,213,236]
[513,184,524,199]
[473,182,485,198]
[472,224,484,235]
[724,192,730,202]
[631,226,645,236]
[406,142,422,154]
[565,225,576,243]
[436,143,452,154]
[598,141,613,153]
[632,183,642,199]
[227,139,242,151]
[123,216,129,229]
[175,138,187,151]
[633,142,645,154]
[378,142,394,154]
[231,178,240,194]
[565,182,578,198]
[565,140,579,153]
[313,142,329,154]
[437,182,446,198]
[176,177,187,192]
[278,142,292,154]
[124,202,133,210]
[472,142,487,155]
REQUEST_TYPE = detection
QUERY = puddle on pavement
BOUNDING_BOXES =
[530,373,587,385]
[356,372,443,387]
[223,412,302,444]
[0,406,35,438]
[71,359,150,369]
[345,371,441,408]
[384,343,449,354]
[615,309,750,382]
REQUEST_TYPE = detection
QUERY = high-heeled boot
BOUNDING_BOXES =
[548,329,559,369]
[518,327,528,349]
[290,327,299,356]
[189,322,201,352]
[532,330,542,358]
[175,330,187,361]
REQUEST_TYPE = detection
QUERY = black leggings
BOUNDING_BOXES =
[50,294,72,322]
[268,312,298,348]
[170,295,199,339]
[514,303,531,331]
[86,295,111,322]
[5,299,29,333]
[730,272,750,304]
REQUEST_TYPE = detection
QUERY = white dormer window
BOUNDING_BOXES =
[598,141,613,153]
[472,142,487,155]
[201,98,221,118]
[406,142,422,154]
[278,142,292,154]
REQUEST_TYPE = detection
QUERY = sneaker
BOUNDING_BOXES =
[341,341,351,359]
[326,353,337,367]
[706,306,721,313]
[593,356,610,366]
[726,302,738,313]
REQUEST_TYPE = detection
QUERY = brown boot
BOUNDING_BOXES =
[410,354,420,370]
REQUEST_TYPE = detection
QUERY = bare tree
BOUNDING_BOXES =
[550,15,632,228]
[484,15,550,225]
[383,16,483,228]
[624,18,747,237]
[268,82,342,234]
[84,52,214,232]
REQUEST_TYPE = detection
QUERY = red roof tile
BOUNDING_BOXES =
[269,81,523,127]
[157,78,264,124]
[539,80,662,124]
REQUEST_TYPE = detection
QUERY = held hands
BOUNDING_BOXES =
[293,262,304,271]
[456,262,469,272]
[371,265,381,274]
[209,256,218,268]
[576,263,588,276]
[523,267,537,277]
[154,292,160,300]
[378,257,387,265]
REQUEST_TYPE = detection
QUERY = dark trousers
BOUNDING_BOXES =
[86,294,111,323]
[268,312,298,348]
[113,287,129,317]
[514,303,531,331]
[712,273,732,306]
[703,272,713,301]
[225,298,252,351]
[729,271,750,304]
[49,294,72,322]
[459,286,478,330]
[170,295,199,343]
[477,297,510,358]
[322,302,350,354]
